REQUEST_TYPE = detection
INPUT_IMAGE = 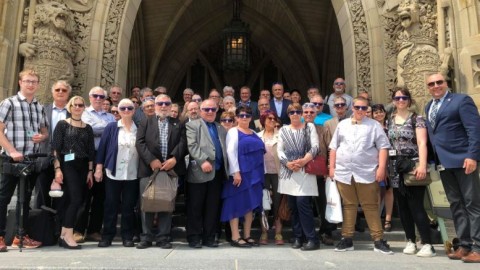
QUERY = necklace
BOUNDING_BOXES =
[71,117,82,121]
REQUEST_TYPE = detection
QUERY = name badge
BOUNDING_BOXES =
[437,164,445,171]
[388,149,397,157]
[64,153,75,162]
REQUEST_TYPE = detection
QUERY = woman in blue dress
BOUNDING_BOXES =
[221,106,265,248]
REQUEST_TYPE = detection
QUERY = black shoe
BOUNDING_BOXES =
[123,240,135,247]
[230,238,251,248]
[203,241,219,248]
[156,241,172,249]
[61,239,82,250]
[301,240,320,251]
[334,238,354,252]
[132,235,140,243]
[373,239,394,255]
[188,241,202,248]
[136,241,152,249]
[292,238,303,249]
[98,240,111,248]
[244,237,259,247]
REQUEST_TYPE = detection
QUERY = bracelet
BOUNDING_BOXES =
[88,169,93,172]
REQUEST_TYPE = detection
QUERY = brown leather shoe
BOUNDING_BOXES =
[462,251,480,263]
[0,236,7,252]
[73,232,85,243]
[448,246,470,260]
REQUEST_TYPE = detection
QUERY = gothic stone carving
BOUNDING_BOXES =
[349,0,371,91]
[19,0,77,103]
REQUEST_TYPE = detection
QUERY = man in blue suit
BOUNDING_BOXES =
[270,82,291,125]
[425,73,480,263]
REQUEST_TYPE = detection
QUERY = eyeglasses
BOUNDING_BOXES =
[267,116,276,121]
[91,94,106,99]
[111,92,121,95]
[192,98,202,102]
[427,80,444,88]
[288,110,302,115]
[156,101,172,107]
[303,111,316,115]
[312,102,324,107]
[237,113,252,119]
[22,80,39,85]
[259,103,269,107]
[220,118,234,123]
[353,105,369,111]
[334,82,345,86]
[393,96,410,101]
[119,106,134,111]
[334,103,346,108]
[72,103,85,108]
[111,110,119,114]
[54,88,68,93]
[201,107,217,113]
[302,103,315,108]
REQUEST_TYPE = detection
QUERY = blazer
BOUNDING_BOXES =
[270,98,292,125]
[136,115,187,178]
[425,92,480,168]
[186,120,228,183]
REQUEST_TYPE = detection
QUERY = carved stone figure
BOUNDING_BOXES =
[19,0,77,102]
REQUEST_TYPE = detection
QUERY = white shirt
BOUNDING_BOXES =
[106,121,139,180]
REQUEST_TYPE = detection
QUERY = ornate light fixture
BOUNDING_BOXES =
[222,0,250,71]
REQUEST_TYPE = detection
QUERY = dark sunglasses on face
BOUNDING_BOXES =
[192,98,202,102]
[91,94,105,99]
[237,113,252,119]
[111,110,119,114]
[334,82,345,85]
[119,106,134,111]
[288,110,302,115]
[156,101,172,107]
[393,96,410,101]
[312,102,324,107]
[72,103,85,108]
[302,103,315,108]
[427,80,444,88]
[303,111,315,115]
[267,116,276,121]
[54,88,68,93]
[334,103,346,108]
[201,107,217,113]
[220,118,234,123]
[354,105,369,111]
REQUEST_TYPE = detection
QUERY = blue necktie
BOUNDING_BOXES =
[429,99,440,128]
[207,122,223,170]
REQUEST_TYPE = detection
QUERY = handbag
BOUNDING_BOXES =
[403,162,433,186]
[141,169,178,213]
[277,194,291,221]
[303,124,328,176]
[325,177,343,223]
[262,189,272,211]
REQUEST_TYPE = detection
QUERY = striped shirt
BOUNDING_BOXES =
[0,93,48,155]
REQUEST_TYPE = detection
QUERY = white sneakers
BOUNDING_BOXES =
[403,241,436,257]
[403,240,417,255]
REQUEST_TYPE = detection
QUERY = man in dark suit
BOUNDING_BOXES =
[35,80,71,208]
[270,82,291,125]
[185,99,228,248]
[425,73,480,263]
[237,86,259,129]
[135,94,186,249]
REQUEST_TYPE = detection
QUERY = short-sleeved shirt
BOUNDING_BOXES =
[388,113,426,157]
[0,93,48,155]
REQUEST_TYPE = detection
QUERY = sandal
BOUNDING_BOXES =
[384,220,392,232]
[274,234,285,245]
[230,238,251,248]
[259,233,268,245]
[244,237,259,247]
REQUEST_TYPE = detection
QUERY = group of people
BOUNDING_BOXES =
[0,70,479,263]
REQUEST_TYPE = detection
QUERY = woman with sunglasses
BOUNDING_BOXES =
[220,111,235,131]
[388,88,435,257]
[222,106,265,248]
[94,98,140,248]
[278,103,320,251]
[52,96,95,249]
[372,104,394,233]
[257,110,284,245]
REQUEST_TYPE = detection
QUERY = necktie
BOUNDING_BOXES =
[429,99,440,128]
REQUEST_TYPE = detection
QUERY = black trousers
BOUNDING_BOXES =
[74,177,105,234]
[289,195,319,243]
[440,167,480,251]
[393,186,431,244]
[34,165,54,209]
[61,158,89,228]
[186,170,223,243]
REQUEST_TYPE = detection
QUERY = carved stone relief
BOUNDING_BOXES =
[348,0,371,91]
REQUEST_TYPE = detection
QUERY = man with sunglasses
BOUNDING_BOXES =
[325,78,353,118]
[425,73,480,263]
[329,96,393,254]
[269,82,291,125]
[75,86,116,243]
[136,94,186,249]
[185,99,228,248]
[309,95,332,126]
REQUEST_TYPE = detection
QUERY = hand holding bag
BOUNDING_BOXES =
[262,189,272,211]
[303,124,327,176]
[403,162,433,186]
[141,169,179,213]
[325,177,343,223]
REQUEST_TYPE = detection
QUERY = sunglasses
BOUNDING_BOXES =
[237,113,252,119]
[302,103,315,108]
[201,107,217,113]
[54,88,68,93]
[334,103,346,108]
[111,110,119,114]
[267,116,276,121]
[312,102,324,107]
[91,94,106,99]
[334,82,345,85]
[354,105,369,111]
[192,98,202,102]
[427,80,444,88]
[393,96,410,101]
[288,110,302,115]
[303,111,316,115]
[119,106,134,111]
[72,103,85,108]
[220,118,234,123]
[156,101,172,107]
[111,92,121,95]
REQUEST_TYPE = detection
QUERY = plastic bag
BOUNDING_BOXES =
[325,177,343,223]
